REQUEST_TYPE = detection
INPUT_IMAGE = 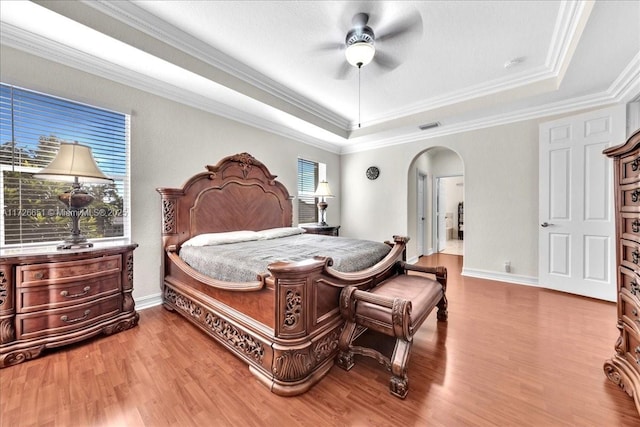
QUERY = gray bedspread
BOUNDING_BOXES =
[179,234,392,283]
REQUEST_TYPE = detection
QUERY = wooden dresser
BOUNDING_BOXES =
[604,128,640,415]
[0,242,138,367]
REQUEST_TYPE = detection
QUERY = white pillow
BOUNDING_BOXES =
[182,230,260,247]
[258,227,306,240]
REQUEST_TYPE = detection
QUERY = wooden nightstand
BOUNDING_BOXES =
[301,224,340,236]
[0,242,139,367]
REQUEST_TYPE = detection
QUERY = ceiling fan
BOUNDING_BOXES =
[326,10,423,79]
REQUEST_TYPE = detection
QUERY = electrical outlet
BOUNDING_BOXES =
[504,261,511,273]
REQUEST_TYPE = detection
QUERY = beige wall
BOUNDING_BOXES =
[0,46,341,305]
[342,121,541,280]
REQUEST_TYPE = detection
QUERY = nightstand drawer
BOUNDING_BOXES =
[15,295,121,340]
[17,255,121,286]
[17,274,121,313]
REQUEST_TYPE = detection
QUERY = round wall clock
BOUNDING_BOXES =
[366,166,380,180]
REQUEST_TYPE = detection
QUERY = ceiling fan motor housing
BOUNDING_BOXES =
[345,26,375,46]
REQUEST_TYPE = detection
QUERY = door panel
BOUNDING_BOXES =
[539,105,625,301]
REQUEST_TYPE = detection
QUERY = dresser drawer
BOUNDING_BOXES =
[622,212,640,243]
[15,295,121,340]
[621,239,640,272]
[621,183,640,212]
[17,274,121,313]
[17,255,121,287]
[621,266,640,298]
[620,152,640,185]
[621,292,640,335]
[624,327,640,375]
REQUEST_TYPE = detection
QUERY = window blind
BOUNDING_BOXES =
[0,83,130,246]
[297,158,318,224]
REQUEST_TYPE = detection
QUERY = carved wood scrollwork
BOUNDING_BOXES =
[204,312,264,363]
[230,152,255,179]
[161,199,177,234]
[312,329,339,361]
[632,158,640,172]
[633,249,639,265]
[126,253,134,287]
[273,349,313,381]
[633,219,640,233]
[0,271,7,307]
[632,189,640,203]
[165,287,202,318]
[283,289,302,329]
[0,319,15,344]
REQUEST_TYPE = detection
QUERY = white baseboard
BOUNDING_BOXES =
[462,268,539,287]
[135,292,163,311]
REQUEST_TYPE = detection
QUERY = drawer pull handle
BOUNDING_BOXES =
[60,310,90,324]
[633,158,640,171]
[632,281,640,295]
[33,272,44,280]
[632,189,640,203]
[633,250,639,265]
[634,219,640,233]
[633,308,638,317]
[60,286,91,298]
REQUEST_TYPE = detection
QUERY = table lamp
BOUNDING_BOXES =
[33,142,113,249]
[313,180,334,226]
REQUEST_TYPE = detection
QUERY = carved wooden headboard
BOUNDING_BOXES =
[157,153,293,249]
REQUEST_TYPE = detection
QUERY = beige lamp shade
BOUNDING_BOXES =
[313,181,334,198]
[33,142,113,183]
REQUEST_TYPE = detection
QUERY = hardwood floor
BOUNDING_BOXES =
[1,253,638,426]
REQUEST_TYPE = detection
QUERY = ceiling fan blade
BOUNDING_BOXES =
[373,50,401,71]
[376,12,423,43]
[335,61,353,80]
[311,41,345,53]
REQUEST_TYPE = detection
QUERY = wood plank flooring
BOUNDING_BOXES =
[1,253,639,426]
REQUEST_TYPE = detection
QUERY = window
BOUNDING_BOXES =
[297,158,326,224]
[0,83,130,247]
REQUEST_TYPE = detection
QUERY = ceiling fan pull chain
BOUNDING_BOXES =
[358,64,361,128]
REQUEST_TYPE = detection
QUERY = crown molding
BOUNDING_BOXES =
[83,0,592,137]
[0,23,343,154]
[341,54,640,154]
[83,0,351,131]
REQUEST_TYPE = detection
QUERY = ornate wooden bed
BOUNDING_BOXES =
[157,153,408,396]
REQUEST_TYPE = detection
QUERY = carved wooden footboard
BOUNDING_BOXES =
[157,153,407,395]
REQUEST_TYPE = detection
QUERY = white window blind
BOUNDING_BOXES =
[0,83,130,246]
[297,158,319,224]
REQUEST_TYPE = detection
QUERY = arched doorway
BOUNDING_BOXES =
[407,147,464,261]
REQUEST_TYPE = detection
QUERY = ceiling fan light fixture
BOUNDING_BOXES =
[345,42,375,67]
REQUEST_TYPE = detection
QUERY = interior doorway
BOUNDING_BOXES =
[435,175,464,255]
[409,146,464,262]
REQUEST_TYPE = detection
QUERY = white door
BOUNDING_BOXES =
[417,172,426,256]
[539,105,626,301]
[436,177,447,252]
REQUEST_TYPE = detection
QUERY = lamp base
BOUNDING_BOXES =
[57,241,94,250]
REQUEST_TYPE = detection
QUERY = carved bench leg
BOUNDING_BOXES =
[437,294,448,321]
[389,338,412,399]
[336,321,358,371]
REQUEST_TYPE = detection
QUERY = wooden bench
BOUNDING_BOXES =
[336,261,448,398]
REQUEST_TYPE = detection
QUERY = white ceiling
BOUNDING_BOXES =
[1,1,639,153]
